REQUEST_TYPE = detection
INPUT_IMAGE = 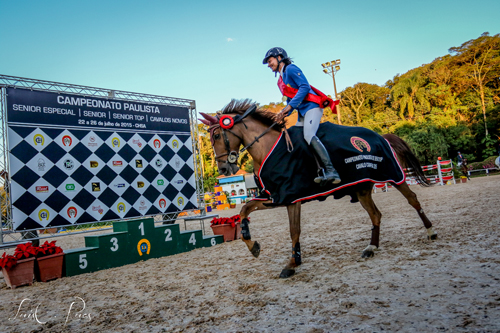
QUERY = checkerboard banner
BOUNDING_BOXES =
[6,88,196,230]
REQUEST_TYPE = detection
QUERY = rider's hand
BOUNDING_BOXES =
[276,105,292,123]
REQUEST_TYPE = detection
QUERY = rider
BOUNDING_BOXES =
[263,47,341,185]
[457,151,464,167]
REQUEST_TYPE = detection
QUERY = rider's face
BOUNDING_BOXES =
[267,56,280,72]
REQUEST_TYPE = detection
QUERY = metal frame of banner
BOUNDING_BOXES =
[0,74,205,247]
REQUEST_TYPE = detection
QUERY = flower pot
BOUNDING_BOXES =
[235,222,242,240]
[461,178,467,183]
[35,252,64,282]
[2,257,35,289]
[230,204,236,209]
[211,224,236,242]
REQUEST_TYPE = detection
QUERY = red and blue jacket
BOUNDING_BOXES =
[279,64,337,116]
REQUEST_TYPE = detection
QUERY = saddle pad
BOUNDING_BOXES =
[255,122,405,205]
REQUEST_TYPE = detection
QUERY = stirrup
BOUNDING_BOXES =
[314,168,341,185]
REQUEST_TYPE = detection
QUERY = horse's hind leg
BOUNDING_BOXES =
[280,202,301,278]
[357,186,382,258]
[393,182,437,240]
[239,200,273,258]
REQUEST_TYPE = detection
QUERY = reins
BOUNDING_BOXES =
[211,117,294,165]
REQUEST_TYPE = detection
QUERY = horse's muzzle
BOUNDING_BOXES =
[218,163,239,176]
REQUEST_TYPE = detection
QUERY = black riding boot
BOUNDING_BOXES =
[310,136,341,185]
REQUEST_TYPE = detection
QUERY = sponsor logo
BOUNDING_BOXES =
[37,158,46,171]
[155,159,162,168]
[88,136,98,147]
[34,134,44,146]
[159,198,167,208]
[137,239,151,256]
[36,186,49,193]
[38,209,49,221]
[138,200,147,210]
[350,136,371,153]
[64,159,74,170]
[114,183,126,188]
[90,161,99,168]
[137,181,144,188]
[135,159,143,168]
[177,197,184,206]
[112,161,123,167]
[117,202,126,213]
[112,137,120,148]
[175,158,181,169]
[157,179,164,186]
[153,139,161,148]
[67,206,78,218]
[62,135,72,147]
[172,139,179,149]
[65,184,75,191]
[92,205,104,214]
[174,180,184,185]
[132,139,142,148]
[92,182,101,192]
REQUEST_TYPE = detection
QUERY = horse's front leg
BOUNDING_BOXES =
[280,202,301,278]
[239,200,272,258]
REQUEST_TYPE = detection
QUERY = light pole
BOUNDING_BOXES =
[321,59,342,124]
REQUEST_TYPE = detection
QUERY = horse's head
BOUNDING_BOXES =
[199,102,257,176]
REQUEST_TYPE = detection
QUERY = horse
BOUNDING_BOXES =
[200,100,437,278]
[459,158,470,180]
[495,156,500,170]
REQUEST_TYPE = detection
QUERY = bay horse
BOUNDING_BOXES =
[459,158,470,180]
[200,100,437,278]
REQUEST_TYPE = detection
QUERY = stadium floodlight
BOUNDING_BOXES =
[320,59,342,124]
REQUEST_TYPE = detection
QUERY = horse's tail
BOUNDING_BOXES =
[382,133,431,187]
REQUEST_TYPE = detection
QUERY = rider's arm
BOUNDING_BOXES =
[286,65,311,111]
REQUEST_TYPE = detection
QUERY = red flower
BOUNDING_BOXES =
[36,241,63,258]
[0,252,18,270]
[14,242,37,260]
[210,214,248,226]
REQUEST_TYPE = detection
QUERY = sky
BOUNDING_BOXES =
[1,0,499,114]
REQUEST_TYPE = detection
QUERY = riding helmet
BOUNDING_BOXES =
[262,47,288,64]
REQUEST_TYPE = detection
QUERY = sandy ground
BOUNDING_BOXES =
[1,176,499,332]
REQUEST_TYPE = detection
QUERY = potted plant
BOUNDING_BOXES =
[0,242,37,289]
[210,215,246,242]
[35,241,64,282]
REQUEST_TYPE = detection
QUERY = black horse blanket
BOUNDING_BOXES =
[253,122,405,205]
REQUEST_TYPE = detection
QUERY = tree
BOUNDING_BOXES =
[448,32,500,136]
[391,70,430,120]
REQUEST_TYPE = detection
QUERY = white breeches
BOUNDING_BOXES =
[295,107,323,145]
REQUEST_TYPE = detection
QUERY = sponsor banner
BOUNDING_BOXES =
[6,87,190,133]
[6,86,197,231]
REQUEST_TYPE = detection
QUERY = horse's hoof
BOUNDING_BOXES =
[361,250,374,258]
[251,241,261,258]
[279,268,295,278]
[428,234,438,240]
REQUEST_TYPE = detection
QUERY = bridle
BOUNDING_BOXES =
[205,105,281,167]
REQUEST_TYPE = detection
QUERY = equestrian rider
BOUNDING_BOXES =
[457,151,464,167]
[263,47,341,185]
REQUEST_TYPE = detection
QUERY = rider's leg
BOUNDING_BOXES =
[303,108,341,185]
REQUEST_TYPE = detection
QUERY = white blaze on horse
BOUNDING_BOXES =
[200,100,438,278]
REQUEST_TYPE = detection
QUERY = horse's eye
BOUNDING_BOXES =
[214,134,220,140]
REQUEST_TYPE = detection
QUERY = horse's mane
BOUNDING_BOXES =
[220,99,285,130]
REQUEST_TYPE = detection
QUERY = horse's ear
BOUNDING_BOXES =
[199,118,212,126]
[199,112,218,125]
